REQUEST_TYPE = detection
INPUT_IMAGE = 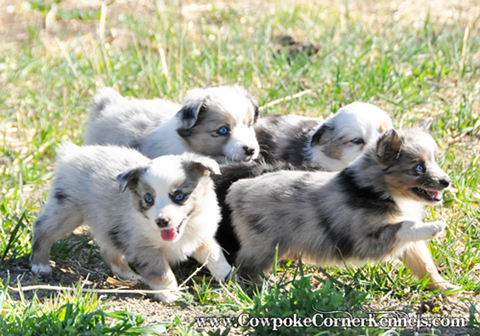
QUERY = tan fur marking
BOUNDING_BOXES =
[243,109,253,126]
[379,119,390,133]
[323,139,344,160]
[184,111,236,157]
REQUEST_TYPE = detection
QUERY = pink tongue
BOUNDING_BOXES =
[161,228,177,241]
[427,191,442,199]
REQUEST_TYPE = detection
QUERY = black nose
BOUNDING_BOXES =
[243,146,255,156]
[155,217,169,228]
[439,178,451,188]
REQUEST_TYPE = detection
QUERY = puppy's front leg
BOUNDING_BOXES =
[100,248,142,284]
[402,241,458,293]
[395,220,446,243]
[131,253,180,303]
[192,238,232,281]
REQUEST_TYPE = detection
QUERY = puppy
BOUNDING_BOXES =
[227,120,456,292]
[84,85,260,163]
[213,161,322,261]
[254,102,393,169]
[30,144,231,302]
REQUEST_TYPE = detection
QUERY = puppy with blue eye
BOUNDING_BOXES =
[227,120,458,293]
[30,143,231,302]
[84,85,260,163]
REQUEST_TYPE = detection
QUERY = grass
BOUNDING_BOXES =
[0,277,167,335]
[1,0,479,334]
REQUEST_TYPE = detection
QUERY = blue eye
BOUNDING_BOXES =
[351,138,365,145]
[144,194,153,204]
[415,165,425,173]
[175,193,184,202]
[217,127,229,135]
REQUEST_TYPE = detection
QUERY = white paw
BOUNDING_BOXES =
[210,263,233,282]
[154,290,181,303]
[31,264,52,275]
[129,274,143,284]
[111,268,142,284]
[428,221,447,239]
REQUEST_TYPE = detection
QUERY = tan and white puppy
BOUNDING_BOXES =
[84,86,260,163]
[254,102,393,169]
[30,144,231,302]
[227,120,456,293]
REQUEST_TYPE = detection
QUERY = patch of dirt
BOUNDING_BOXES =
[1,233,243,333]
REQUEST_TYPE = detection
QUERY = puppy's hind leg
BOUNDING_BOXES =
[30,201,83,275]
[192,237,232,281]
[235,246,276,283]
[401,241,458,293]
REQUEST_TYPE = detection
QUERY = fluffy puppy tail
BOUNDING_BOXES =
[88,87,122,120]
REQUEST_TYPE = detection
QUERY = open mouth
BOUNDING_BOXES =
[160,220,185,242]
[412,187,443,202]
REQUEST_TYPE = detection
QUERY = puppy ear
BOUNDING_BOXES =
[117,167,146,193]
[420,117,433,132]
[246,93,260,122]
[177,97,208,130]
[310,124,334,147]
[376,129,402,165]
[184,154,221,176]
[379,118,392,134]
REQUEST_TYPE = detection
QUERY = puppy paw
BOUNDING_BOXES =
[443,285,462,298]
[154,290,181,303]
[238,270,263,284]
[116,272,142,284]
[31,264,52,275]
[427,221,447,239]
[210,264,233,282]
[429,282,462,297]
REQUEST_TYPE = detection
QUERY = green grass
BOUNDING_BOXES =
[1,0,479,334]
[0,278,167,335]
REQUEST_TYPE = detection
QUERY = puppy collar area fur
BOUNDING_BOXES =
[338,168,395,204]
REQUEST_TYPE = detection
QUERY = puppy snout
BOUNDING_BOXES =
[439,177,451,188]
[155,217,170,228]
[243,146,255,156]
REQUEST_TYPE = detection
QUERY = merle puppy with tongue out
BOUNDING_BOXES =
[227,119,458,293]
[30,144,231,303]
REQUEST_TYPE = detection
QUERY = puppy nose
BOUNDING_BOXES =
[243,146,255,156]
[155,217,170,228]
[439,178,451,188]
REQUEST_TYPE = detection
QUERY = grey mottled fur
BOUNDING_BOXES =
[254,102,393,170]
[85,87,180,147]
[31,144,231,302]
[254,114,322,166]
[84,86,260,163]
[227,123,456,292]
